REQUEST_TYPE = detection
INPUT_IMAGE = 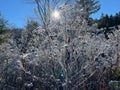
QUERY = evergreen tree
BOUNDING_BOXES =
[97,13,106,28]
[97,11,120,29]
[104,14,109,27]
[115,13,119,26]
[75,0,100,21]
[109,15,115,27]
[0,12,10,44]
[118,12,120,25]
[0,12,8,33]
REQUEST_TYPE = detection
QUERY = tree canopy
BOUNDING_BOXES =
[97,12,120,29]
[75,0,100,21]
[0,12,10,44]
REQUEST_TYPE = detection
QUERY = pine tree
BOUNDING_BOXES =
[98,13,106,28]
[115,13,120,26]
[118,12,120,25]
[75,0,100,21]
[0,12,10,44]
[109,15,115,27]
[0,12,8,33]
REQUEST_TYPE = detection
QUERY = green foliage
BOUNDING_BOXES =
[0,12,10,44]
[0,30,10,44]
[97,12,120,29]
[112,66,120,80]
[0,13,8,31]
[109,81,120,90]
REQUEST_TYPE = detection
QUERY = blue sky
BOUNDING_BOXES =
[91,0,120,18]
[0,0,120,28]
[0,0,36,28]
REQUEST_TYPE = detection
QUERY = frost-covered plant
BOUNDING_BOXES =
[0,1,120,90]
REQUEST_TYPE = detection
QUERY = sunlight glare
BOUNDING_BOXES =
[52,10,60,20]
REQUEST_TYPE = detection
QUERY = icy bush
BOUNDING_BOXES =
[0,4,120,90]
